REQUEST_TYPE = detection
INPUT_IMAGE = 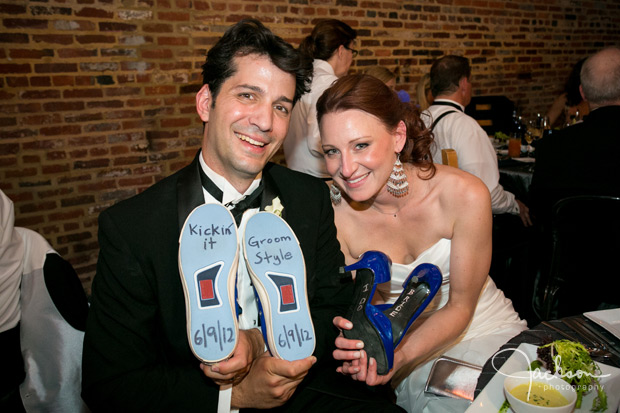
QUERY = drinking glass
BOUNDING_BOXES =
[526,119,542,157]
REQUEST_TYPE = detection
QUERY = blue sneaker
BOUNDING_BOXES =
[178,203,239,364]
[243,212,315,361]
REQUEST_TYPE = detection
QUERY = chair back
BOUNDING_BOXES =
[465,95,514,135]
[441,149,458,168]
[17,227,90,412]
[534,195,620,320]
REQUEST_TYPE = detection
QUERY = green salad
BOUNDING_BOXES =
[494,131,510,142]
[532,340,607,411]
[499,339,608,412]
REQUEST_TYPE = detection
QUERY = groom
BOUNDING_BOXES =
[81,19,403,412]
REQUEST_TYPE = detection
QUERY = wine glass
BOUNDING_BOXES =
[526,119,542,157]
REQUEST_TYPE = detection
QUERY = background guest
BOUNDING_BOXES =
[364,65,397,89]
[423,55,531,226]
[530,46,620,227]
[545,57,591,128]
[415,73,433,111]
[284,19,357,178]
[529,47,620,317]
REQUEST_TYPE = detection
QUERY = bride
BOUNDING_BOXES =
[316,74,526,412]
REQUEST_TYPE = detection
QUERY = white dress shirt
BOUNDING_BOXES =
[284,59,338,178]
[424,99,520,215]
[199,155,260,331]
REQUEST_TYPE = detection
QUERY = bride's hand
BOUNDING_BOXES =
[362,353,396,386]
[338,349,396,386]
[332,316,365,375]
[332,316,398,385]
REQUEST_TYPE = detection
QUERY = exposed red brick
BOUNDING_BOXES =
[0,64,31,74]
[145,85,176,95]
[39,125,82,136]
[75,7,114,19]
[42,101,85,112]
[29,76,52,87]
[62,88,104,99]
[157,11,190,21]
[32,34,73,45]
[19,201,58,213]
[0,33,29,43]
[99,22,137,32]
[76,34,116,44]
[42,164,71,174]
[9,48,54,59]
[34,63,78,73]
[22,155,40,163]
[48,209,84,221]
[4,19,49,30]
[118,176,154,187]
[58,48,99,58]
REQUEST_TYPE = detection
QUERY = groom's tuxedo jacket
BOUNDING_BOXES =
[82,154,358,411]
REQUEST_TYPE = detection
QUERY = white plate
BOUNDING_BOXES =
[584,309,620,340]
[465,343,620,412]
[512,157,535,163]
[496,149,509,155]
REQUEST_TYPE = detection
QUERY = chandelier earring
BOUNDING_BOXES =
[330,183,342,205]
[386,154,409,198]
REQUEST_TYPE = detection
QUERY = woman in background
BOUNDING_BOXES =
[283,19,357,178]
[546,58,590,128]
[364,65,397,89]
[317,74,526,412]
[415,73,433,111]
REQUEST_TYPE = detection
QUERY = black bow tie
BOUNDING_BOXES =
[227,185,263,226]
[199,167,263,226]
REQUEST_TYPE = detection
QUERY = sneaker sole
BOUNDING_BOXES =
[243,212,315,361]
[178,203,239,364]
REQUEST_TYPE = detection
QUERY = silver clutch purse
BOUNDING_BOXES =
[424,356,482,401]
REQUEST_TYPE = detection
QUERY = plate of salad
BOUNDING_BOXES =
[466,341,620,412]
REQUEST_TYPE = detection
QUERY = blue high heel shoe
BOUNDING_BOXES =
[383,263,442,349]
[342,251,394,375]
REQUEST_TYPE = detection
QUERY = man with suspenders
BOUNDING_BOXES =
[423,55,531,227]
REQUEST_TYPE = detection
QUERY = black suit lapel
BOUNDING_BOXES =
[176,151,204,232]
[260,163,286,220]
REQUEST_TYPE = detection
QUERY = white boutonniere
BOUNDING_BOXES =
[265,197,284,217]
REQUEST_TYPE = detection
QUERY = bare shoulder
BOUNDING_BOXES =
[432,164,490,210]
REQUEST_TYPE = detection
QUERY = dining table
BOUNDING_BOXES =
[468,310,620,412]
[497,157,534,203]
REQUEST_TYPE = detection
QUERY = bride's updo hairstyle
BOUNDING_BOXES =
[317,74,435,178]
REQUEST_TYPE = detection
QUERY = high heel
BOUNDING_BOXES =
[342,251,394,375]
[383,263,442,348]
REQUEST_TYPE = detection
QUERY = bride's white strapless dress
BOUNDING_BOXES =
[376,238,527,413]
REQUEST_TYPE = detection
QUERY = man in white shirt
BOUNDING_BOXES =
[423,55,531,226]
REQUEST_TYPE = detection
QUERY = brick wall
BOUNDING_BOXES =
[2,0,619,293]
